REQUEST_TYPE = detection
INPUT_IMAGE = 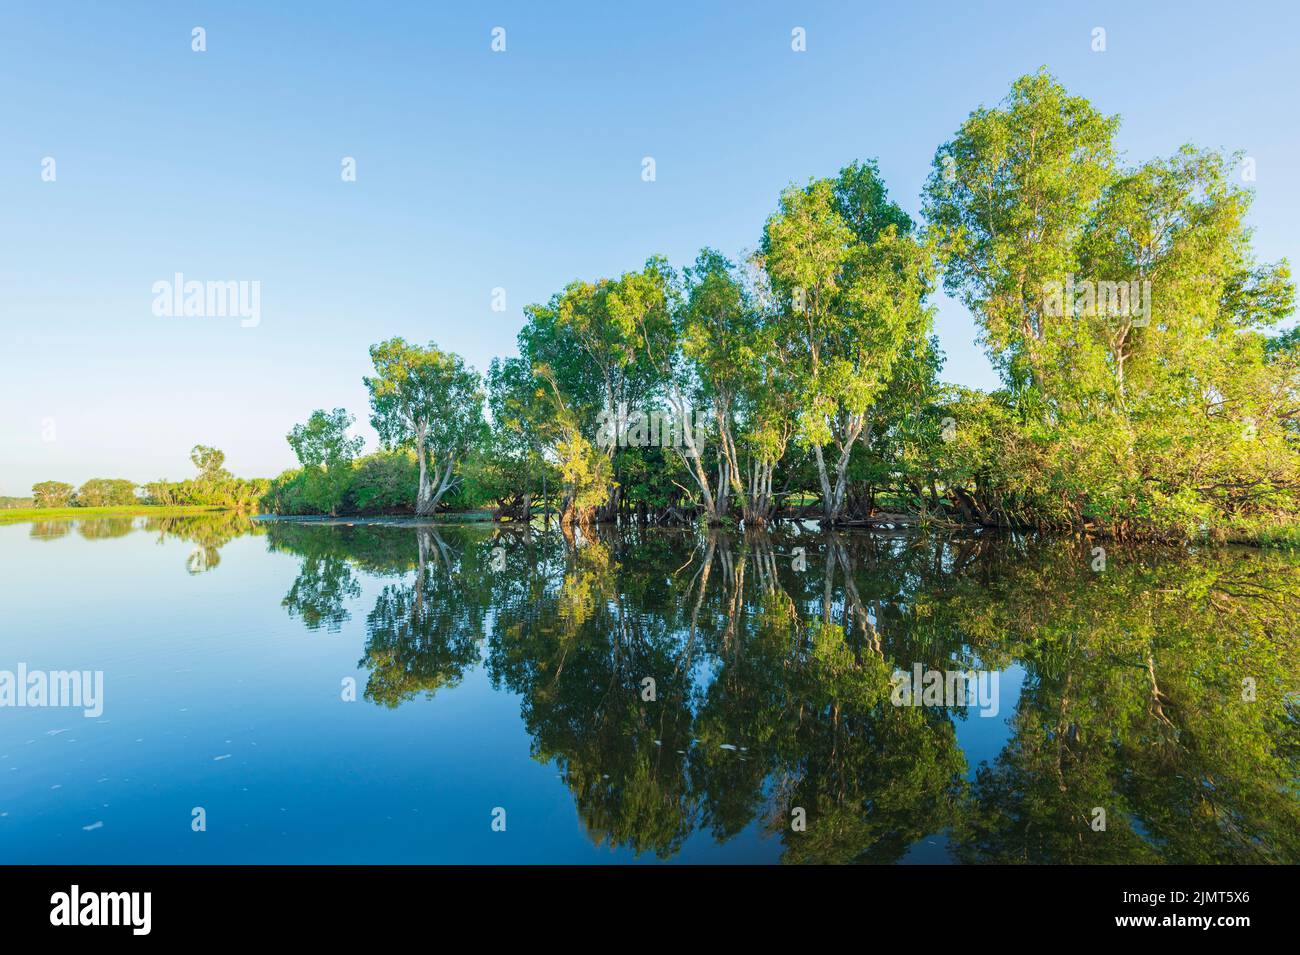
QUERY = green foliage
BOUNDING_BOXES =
[257,520,1300,862]
[345,449,421,513]
[76,478,138,507]
[286,408,365,516]
[141,444,267,510]
[365,338,485,515]
[923,68,1121,392]
[262,449,431,516]
[921,69,1298,539]
[762,161,937,521]
[190,445,227,483]
[32,481,76,508]
[248,74,1300,541]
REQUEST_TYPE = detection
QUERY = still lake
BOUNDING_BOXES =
[2,513,1298,863]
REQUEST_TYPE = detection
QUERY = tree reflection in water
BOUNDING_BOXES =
[264,519,1300,864]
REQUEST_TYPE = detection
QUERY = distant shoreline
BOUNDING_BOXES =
[4,505,1296,550]
[0,504,234,524]
[0,505,499,526]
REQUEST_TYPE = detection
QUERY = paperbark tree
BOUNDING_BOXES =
[922,69,1119,395]
[762,161,935,525]
[287,408,365,515]
[364,338,484,516]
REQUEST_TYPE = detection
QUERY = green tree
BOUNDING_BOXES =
[345,450,420,513]
[75,478,137,507]
[286,408,365,515]
[672,249,758,523]
[923,68,1119,394]
[190,445,229,483]
[32,481,75,508]
[480,356,557,520]
[762,161,935,523]
[364,338,485,516]
[519,261,675,522]
[923,71,1298,537]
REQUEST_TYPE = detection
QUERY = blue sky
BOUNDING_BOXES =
[3,0,1298,492]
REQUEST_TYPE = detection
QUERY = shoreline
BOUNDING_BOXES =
[0,504,236,524]
[4,505,1296,550]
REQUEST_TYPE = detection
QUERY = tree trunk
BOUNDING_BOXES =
[812,442,836,524]
[414,420,458,518]
[414,420,435,516]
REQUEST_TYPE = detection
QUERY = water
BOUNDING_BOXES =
[2,513,1297,864]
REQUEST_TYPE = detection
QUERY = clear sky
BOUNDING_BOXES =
[3,0,1298,493]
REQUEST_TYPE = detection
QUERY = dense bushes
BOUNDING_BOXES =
[140,476,268,510]
[263,450,423,516]
[30,444,267,512]
[74,479,139,507]
[32,481,76,508]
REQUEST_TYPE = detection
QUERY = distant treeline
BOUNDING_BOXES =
[30,445,267,511]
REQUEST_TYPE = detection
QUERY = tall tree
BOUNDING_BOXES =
[762,161,935,524]
[673,248,794,525]
[477,357,557,520]
[519,260,674,521]
[364,339,484,516]
[31,480,76,508]
[287,408,365,515]
[190,445,229,483]
[922,69,1119,394]
[76,478,138,507]
[925,71,1297,535]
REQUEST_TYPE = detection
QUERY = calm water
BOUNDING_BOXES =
[2,513,1297,864]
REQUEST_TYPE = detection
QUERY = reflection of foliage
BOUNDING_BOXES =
[145,512,260,573]
[25,513,261,569]
[29,521,73,541]
[266,521,493,704]
[488,532,699,858]
[362,579,479,706]
[77,516,136,540]
[265,516,1300,864]
[946,540,1300,863]
[282,553,361,631]
[266,521,421,576]
[268,521,412,636]
[768,622,967,865]
[362,527,488,707]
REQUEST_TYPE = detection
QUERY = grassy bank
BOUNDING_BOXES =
[1232,523,1300,550]
[0,505,234,524]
